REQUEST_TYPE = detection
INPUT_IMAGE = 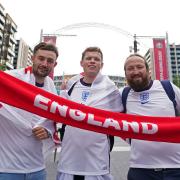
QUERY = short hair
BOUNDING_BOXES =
[33,42,59,58]
[124,53,149,71]
[81,47,103,61]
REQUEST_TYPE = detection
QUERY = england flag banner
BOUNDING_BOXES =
[1,70,180,143]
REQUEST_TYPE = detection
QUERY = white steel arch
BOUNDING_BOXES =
[54,22,133,39]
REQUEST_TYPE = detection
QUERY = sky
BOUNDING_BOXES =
[1,0,180,77]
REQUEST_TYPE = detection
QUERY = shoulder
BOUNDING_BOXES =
[94,74,116,87]
[149,80,163,91]
[43,76,57,94]
[170,81,179,89]
[5,68,25,78]
[155,80,178,92]
[170,81,180,94]
[46,76,55,84]
[152,80,161,86]
[119,86,126,95]
[67,74,82,89]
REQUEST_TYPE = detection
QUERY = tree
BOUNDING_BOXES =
[0,63,6,71]
[173,75,180,88]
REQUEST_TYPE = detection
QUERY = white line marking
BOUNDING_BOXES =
[112,146,130,152]
[53,146,130,153]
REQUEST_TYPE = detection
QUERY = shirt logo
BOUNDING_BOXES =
[139,92,149,104]
[81,91,90,102]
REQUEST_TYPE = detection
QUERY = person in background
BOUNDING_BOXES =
[0,42,59,180]
[56,47,123,180]
[122,53,180,180]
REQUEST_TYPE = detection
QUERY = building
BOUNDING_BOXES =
[0,3,6,70]
[14,38,33,69]
[0,4,5,47]
[54,74,126,94]
[0,3,17,70]
[144,48,156,79]
[169,44,180,78]
[0,3,32,70]
[144,41,180,85]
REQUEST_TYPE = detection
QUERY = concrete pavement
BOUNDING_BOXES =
[46,137,130,180]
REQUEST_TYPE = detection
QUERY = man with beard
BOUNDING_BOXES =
[0,42,58,180]
[122,53,180,180]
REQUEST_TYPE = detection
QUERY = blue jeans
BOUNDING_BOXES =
[128,168,180,180]
[0,169,46,180]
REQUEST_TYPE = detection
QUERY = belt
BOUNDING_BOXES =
[73,175,85,180]
[154,168,180,171]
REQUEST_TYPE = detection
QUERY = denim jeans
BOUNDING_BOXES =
[0,169,46,180]
[128,167,180,180]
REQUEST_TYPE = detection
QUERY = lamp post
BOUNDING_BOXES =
[40,29,77,43]
[133,34,138,53]
[131,33,172,81]
[39,29,77,79]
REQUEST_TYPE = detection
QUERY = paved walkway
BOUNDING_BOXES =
[46,137,130,180]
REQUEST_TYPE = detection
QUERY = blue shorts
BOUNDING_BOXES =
[0,169,46,180]
[128,167,180,180]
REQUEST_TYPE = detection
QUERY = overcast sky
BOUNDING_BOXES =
[1,0,180,76]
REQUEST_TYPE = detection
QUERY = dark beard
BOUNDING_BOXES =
[33,69,50,78]
[127,76,150,92]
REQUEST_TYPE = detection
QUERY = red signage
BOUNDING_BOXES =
[42,36,57,45]
[153,38,168,80]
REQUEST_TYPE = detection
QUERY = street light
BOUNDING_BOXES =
[132,34,166,53]
[133,34,138,53]
[39,29,77,43]
[131,33,172,81]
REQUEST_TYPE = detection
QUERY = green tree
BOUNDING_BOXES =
[0,63,6,71]
[173,75,180,88]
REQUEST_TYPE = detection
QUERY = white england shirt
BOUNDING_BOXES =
[123,80,180,168]
[0,68,56,173]
[58,75,123,175]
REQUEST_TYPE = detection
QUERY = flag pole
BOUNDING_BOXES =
[166,32,172,81]
[40,29,43,42]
